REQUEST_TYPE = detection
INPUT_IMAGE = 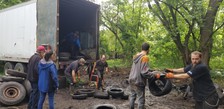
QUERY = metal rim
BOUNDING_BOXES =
[3,86,20,98]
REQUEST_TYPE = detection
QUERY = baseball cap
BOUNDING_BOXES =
[37,45,46,52]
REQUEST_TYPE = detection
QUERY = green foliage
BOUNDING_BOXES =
[107,59,130,68]
[0,0,29,9]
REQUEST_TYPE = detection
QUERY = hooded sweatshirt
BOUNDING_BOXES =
[128,54,154,87]
[38,59,59,92]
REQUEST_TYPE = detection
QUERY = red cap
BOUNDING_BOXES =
[37,45,46,52]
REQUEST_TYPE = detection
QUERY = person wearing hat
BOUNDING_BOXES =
[64,58,86,94]
[27,45,46,109]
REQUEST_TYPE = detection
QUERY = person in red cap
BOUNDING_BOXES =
[27,45,46,109]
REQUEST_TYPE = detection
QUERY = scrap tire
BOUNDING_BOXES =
[23,79,32,96]
[78,89,95,97]
[4,62,15,75]
[2,75,25,83]
[0,82,26,106]
[148,77,172,96]
[14,63,27,73]
[7,69,27,78]
[59,52,71,57]
[108,88,124,98]
[93,92,110,99]
[71,93,87,100]
[121,93,129,100]
[60,57,70,61]
[91,104,117,109]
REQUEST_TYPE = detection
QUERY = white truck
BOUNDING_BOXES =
[0,0,100,74]
[0,0,100,106]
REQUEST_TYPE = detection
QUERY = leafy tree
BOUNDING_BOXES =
[0,0,29,9]
[147,0,224,66]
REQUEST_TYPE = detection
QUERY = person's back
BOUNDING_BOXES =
[27,53,41,82]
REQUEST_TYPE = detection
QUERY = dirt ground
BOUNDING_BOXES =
[0,68,223,109]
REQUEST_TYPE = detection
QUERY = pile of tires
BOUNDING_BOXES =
[71,88,95,100]
[0,69,31,106]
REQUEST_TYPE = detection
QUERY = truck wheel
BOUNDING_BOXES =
[7,69,27,78]
[0,82,26,106]
[91,104,117,109]
[14,63,27,73]
[2,75,25,83]
[4,62,15,75]
[78,89,95,97]
[71,93,87,100]
[23,79,31,96]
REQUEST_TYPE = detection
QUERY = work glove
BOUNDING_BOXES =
[164,68,173,73]
[155,73,174,79]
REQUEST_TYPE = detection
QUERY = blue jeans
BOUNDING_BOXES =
[27,82,39,109]
[129,85,145,109]
[38,91,55,109]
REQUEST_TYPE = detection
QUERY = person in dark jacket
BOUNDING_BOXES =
[38,50,59,109]
[91,55,109,91]
[160,51,220,109]
[27,45,46,109]
[64,58,86,94]
[128,42,156,109]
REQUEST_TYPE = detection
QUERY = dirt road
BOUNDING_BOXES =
[0,68,223,109]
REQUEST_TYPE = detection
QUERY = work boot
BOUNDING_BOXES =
[69,83,75,95]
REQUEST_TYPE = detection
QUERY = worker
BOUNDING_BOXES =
[157,51,220,109]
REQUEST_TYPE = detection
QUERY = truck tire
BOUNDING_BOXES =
[0,82,26,106]
[93,92,110,99]
[14,63,27,73]
[2,75,25,83]
[108,88,124,98]
[59,52,71,57]
[148,77,172,96]
[59,57,70,61]
[23,79,31,96]
[91,104,117,109]
[4,62,15,75]
[78,89,95,97]
[71,93,88,100]
[7,69,27,78]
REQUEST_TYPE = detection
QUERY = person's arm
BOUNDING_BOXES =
[140,56,154,79]
[72,70,76,83]
[50,65,59,88]
[105,62,109,73]
[172,68,185,73]
[91,62,96,73]
[173,73,190,79]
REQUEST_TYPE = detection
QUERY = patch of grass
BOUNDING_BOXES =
[211,69,224,88]
[107,59,130,68]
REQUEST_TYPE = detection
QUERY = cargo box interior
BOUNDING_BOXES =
[59,0,99,61]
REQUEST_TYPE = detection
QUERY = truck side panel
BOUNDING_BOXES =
[0,0,37,63]
[36,0,58,51]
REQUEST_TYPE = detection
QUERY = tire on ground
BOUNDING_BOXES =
[4,62,15,75]
[93,91,110,99]
[107,88,124,98]
[78,89,95,97]
[91,104,117,109]
[121,93,129,100]
[148,77,172,96]
[7,69,27,78]
[14,63,27,73]
[0,81,26,106]
[71,93,88,100]
[2,75,25,83]
[23,79,32,96]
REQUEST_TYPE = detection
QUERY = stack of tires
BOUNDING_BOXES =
[0,69,30,106]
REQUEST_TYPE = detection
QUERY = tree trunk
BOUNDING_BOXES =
[200,0,223,66]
